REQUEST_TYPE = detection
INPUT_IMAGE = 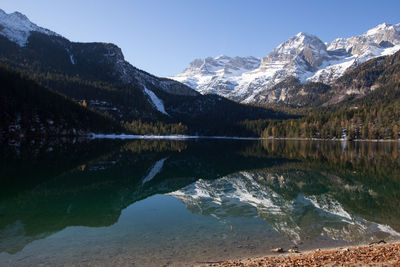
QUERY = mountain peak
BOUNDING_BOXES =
[276,31,325,51]
[295,31,318,39]
[10,11,30,21]
[365,22,397,36]
[215,54,230,60]
[0,9,58,46]
[262,30,327,71]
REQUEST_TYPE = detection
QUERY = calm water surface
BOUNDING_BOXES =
[1,139,400,266]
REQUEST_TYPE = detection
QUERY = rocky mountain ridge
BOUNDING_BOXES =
[172,23,400,104]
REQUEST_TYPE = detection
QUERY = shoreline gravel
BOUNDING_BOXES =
[199,241,400,266]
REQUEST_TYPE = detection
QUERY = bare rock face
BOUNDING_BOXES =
[261,32,329,72]
[327,23,400,58]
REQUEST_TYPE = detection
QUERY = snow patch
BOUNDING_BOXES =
[377,224,400,237]
[143,87,169,115]
[302,195,353,222]
[142,157,167,185]
[307,56,357,83]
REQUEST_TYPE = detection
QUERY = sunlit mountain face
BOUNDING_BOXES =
[172,23,400,105]
[1,139,400,265]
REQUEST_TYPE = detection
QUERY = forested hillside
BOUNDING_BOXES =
[0,64,123,142]
[2,9,399,140]
[261,51,400,140]
[0,30,284,137]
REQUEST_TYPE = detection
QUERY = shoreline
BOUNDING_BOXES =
[201,241,400,266]
[264,136,400,142]
[91,133,400,142]
[5,133,400,142]
[90,134,263,140]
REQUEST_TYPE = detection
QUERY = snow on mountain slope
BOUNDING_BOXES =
[171,23,400,104]
[172,55,260,98]
[309,22,400,83]
[0,8,58,46]
[143,87,169,115]
[142,157,168,185]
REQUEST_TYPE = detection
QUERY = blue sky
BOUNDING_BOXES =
[2,0,400,77]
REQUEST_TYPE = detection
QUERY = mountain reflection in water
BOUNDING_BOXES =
[0,139,400,265]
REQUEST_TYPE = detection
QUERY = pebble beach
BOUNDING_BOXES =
[201,241,400,267]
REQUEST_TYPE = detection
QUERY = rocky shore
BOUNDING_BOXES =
[201,242,400,266]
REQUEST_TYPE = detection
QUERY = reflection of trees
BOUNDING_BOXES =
[121,140,187,153]
[253,140,400,180]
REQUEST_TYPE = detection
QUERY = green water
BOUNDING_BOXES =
[1,139,400,266]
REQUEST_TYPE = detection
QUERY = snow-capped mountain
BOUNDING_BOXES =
[169,171,400,244]
[173,55,260,96]
[0,9,58,46]
[171,23,400,104]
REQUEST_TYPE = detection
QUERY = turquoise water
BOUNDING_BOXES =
[1,139,400,266]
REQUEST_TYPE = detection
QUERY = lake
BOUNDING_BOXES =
[1,139,400,266]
